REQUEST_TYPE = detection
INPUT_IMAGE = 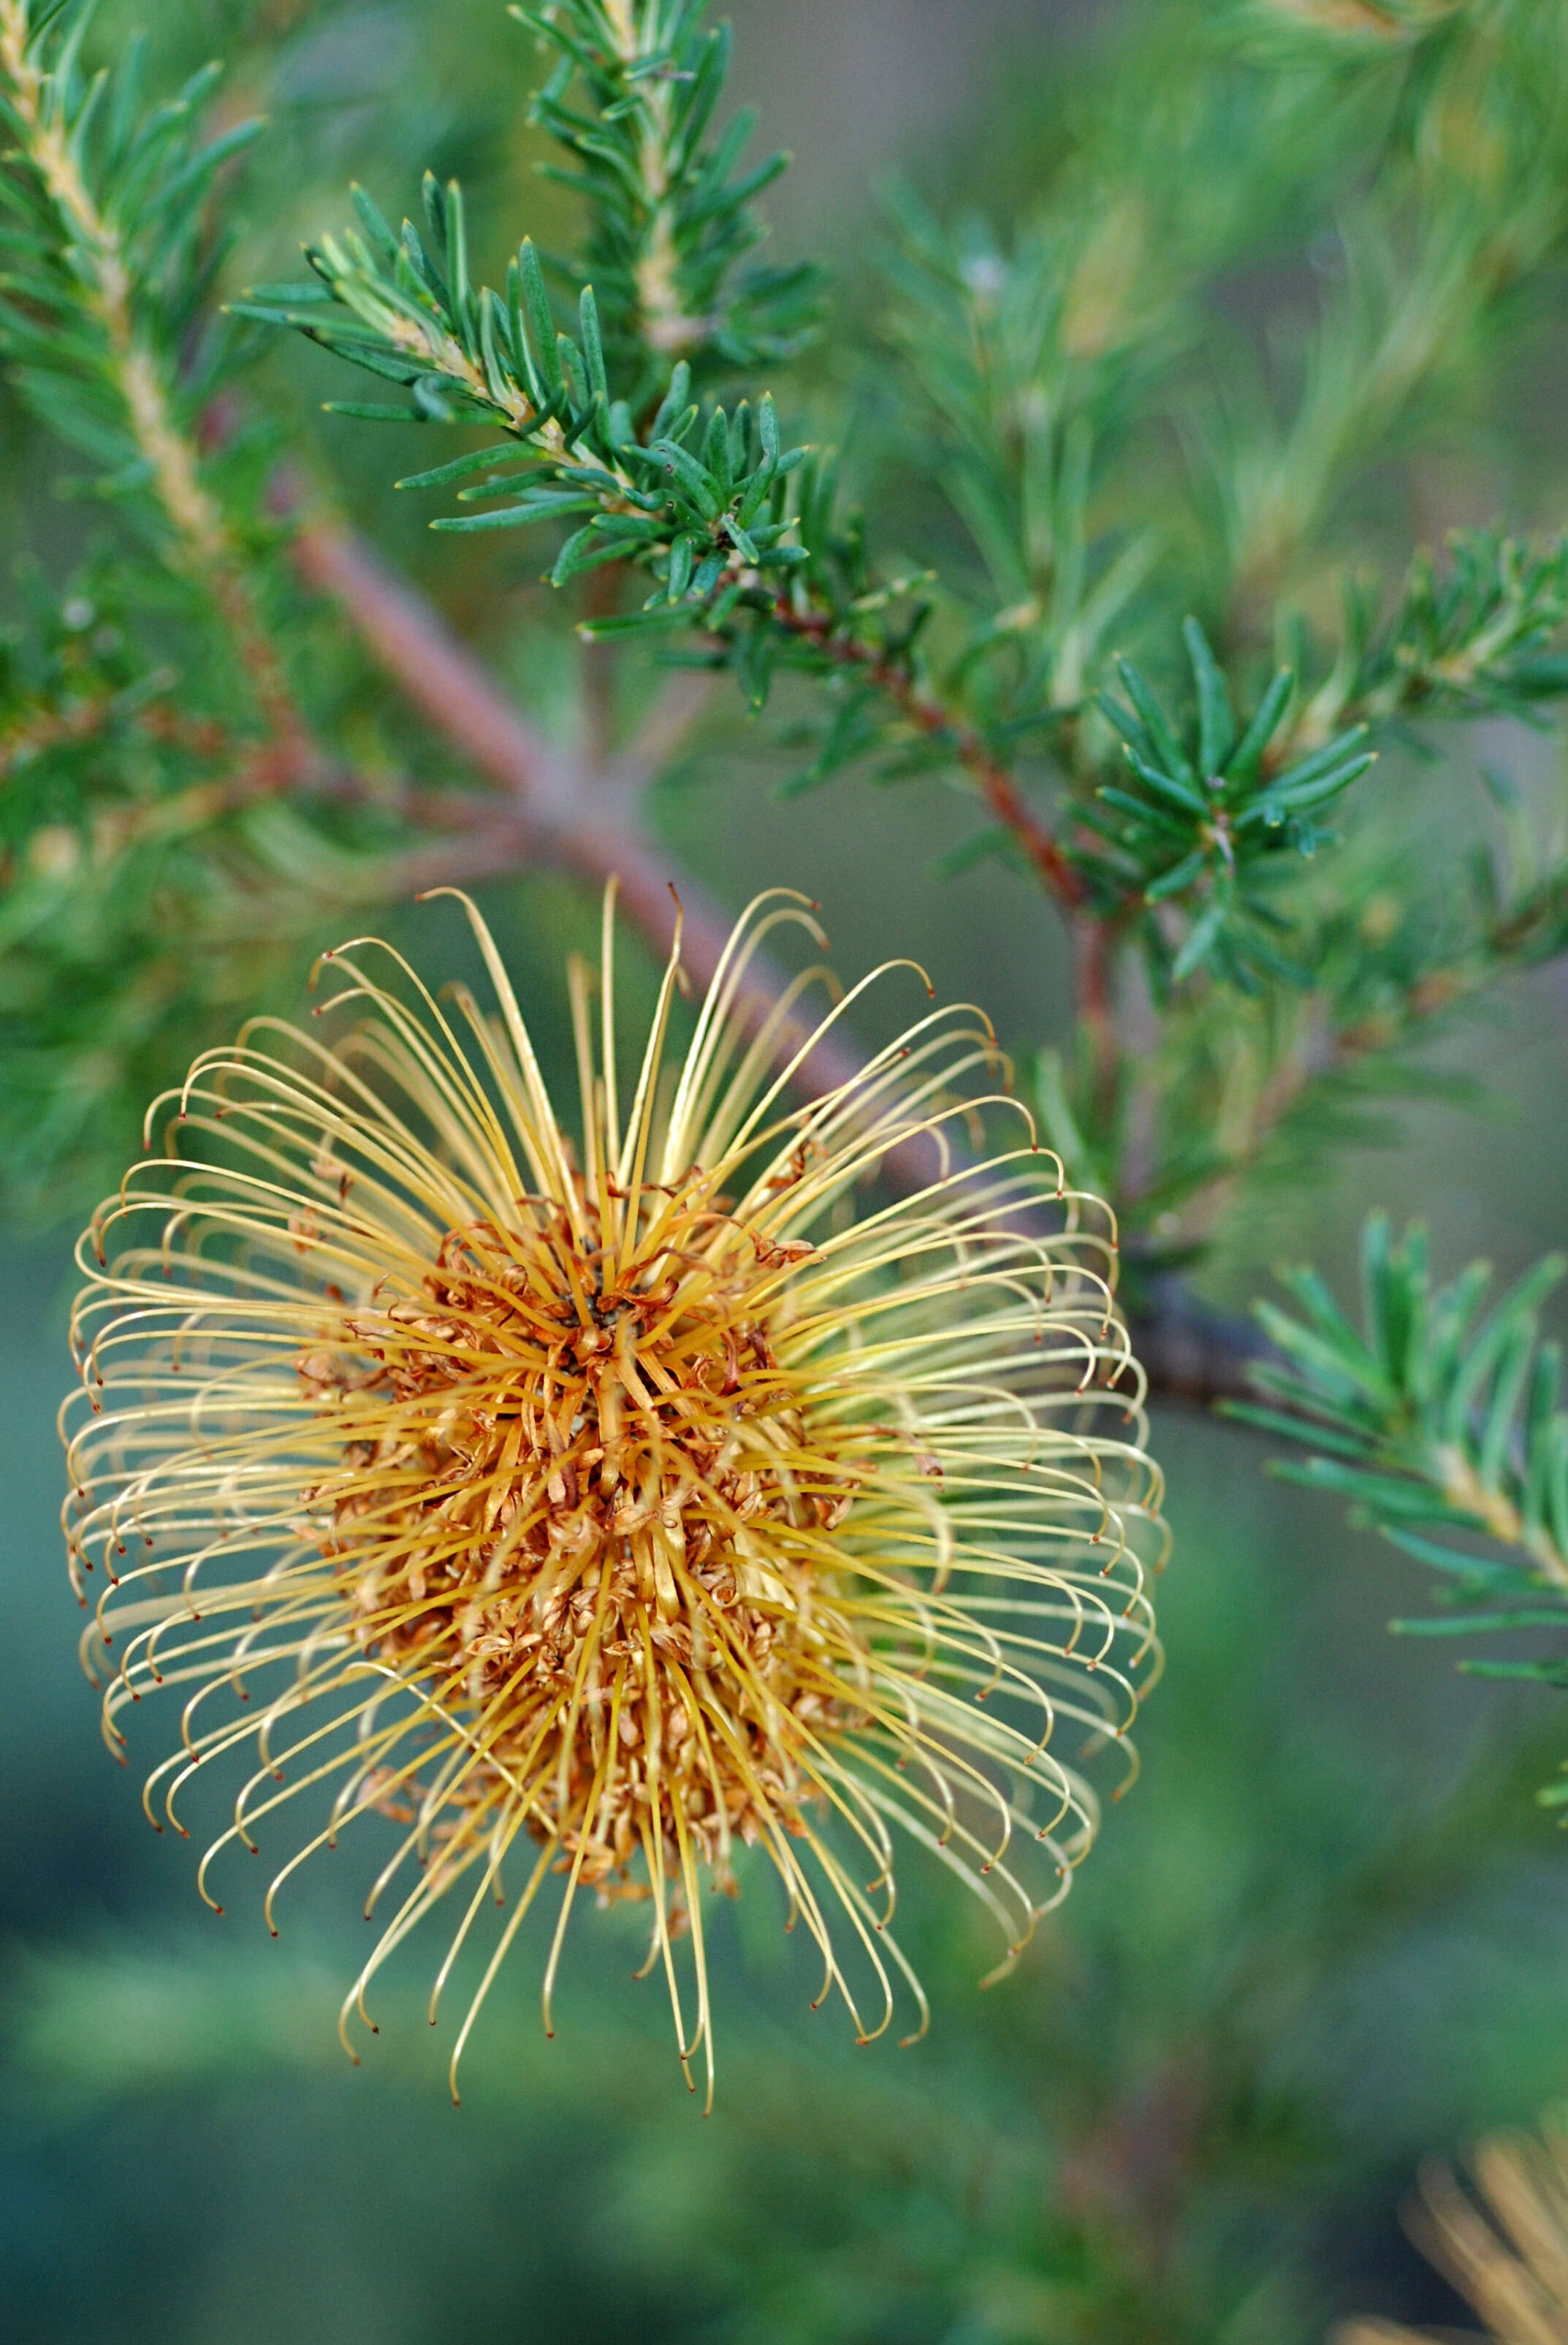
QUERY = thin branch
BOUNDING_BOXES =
[1127,1277,1274,1407]
[0,682,217,778]
[769,599,1089,910]
[1262,873,1568,1143]
[289,515,582,817]
[612,666,716,786]
[1127,857,1568,1256]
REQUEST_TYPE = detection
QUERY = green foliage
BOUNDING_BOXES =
[246,214,814,612]
[0,0,380,1220]
[1079,536,1568,988]
[1227,0,1462,56]
[1229,1217,1568,1790]
[235,0,823,637]
[4,0,1560,1269]
[0,0,1564,1274]
[0,0,264,550]
[0,559,368,1218]
[1303,532,1568,740]
[1092,626,1377,988]
[243,44,1007,742]
[519,0,821,398]
[872,184,1166,703]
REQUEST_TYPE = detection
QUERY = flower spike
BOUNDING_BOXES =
[61,886,1168,2108]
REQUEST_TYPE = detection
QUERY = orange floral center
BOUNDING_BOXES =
[298,1172,867,1900]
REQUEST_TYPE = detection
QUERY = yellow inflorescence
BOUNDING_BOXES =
[62,887,1168,2105]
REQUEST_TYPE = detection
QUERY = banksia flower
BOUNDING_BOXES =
[62,888,1166,2105]
[1336,2112,1568,2345]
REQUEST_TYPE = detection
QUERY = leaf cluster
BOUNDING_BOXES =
[1228,1217,1568,1779]
[1304,531,1568,739]
[872,186,1167,710]
[0,1,405,1220]
[0,0,263,542]
[244,126,968,722]
[244,197,821,631]
[1087,620,1377,988]
[1074,530,1568,992]
[520,0,821,399]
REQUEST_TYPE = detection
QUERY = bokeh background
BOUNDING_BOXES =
[5,3,1568,2340]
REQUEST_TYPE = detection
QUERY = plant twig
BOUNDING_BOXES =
[769,600,1088,909]
[1127,1277,1274,1407]
[289,516,582,818]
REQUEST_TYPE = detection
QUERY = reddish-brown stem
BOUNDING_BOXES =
[768,601,1089,911]
[579,561,627,775]
[766,600,1132,1101]
[291,517,582,816]
[1074,915,1120,1121]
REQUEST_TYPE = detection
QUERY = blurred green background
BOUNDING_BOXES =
[5,3,1568,2339]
